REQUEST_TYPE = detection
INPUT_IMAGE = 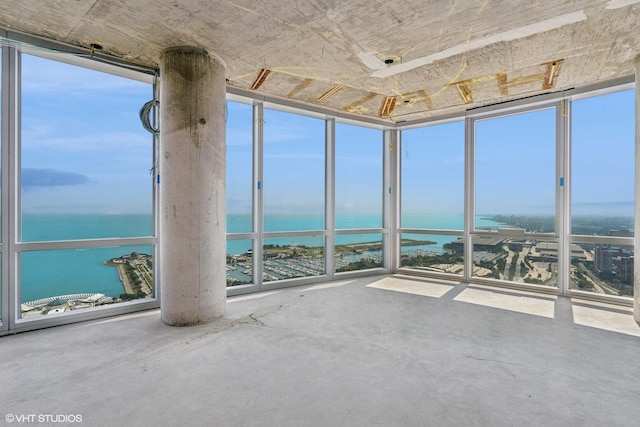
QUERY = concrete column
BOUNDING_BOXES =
[635,54,640,322]
[159,47,227,326]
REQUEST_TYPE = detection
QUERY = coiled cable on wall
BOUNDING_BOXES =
[139,99,159,135]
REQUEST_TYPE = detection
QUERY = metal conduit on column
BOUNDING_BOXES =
[159,46,227,326]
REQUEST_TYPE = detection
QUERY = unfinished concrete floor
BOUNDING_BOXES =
[2,275,640,426]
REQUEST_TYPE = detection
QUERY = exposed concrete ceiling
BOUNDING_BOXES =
[0,0,638,123]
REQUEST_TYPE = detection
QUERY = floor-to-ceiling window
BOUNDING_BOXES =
[226,100,255,288]
[225,109,388,290]
[397,87,635,300]
[18,53,156,320]
[1,38,634,335]
[0,43,158,333]
[471,106,559,286]
[223,82,635,302]
[262,107,326,283]
[334,122,384,273]
[570,87,635,297]
[400,120,465,276]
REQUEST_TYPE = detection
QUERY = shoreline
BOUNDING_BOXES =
[115,264,134,294]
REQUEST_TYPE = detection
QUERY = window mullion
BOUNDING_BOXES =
[253,102,264,289]
[325,118,335,278]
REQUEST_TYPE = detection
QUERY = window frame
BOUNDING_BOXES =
[1,40,159,334]
[567,84,635,302]
[397,118,466,278]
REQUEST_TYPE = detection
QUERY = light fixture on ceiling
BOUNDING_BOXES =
[379,96,397,117]
[251,69,271,90]
[317,85,344,103]
[543,60,562,89]
[455,83,473,104]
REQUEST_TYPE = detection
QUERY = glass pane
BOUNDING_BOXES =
[264,214,324,232]
[227,239,253,287]
[226,101,253,233]
[263,236,324,282]
[335,123,382,229]
[20,54,153,241]
[475,108,556,233]
[400,233,463,275]
[335,233,383,272]
[263,109,324,232]
[472,236,558,286]
[571,89,635,235]
[401,121,464,230]
[570,243,633,296]
[22,215,152,241]
[21,245,153,318]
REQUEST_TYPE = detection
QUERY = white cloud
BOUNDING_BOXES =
[21,55,150,94]
[22,129,151,153]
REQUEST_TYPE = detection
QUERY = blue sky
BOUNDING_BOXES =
[226,102,384,218]
[262,108,325,216]
[475,107,557,216]
[571,89,635,216]
[20,54,153,214]
[228,88,635,221]
[19,53,636,220]
[402,120,464,215]
[225,101,253,216]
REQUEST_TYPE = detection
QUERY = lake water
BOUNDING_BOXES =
[21,214,153,303]
[21,213,502,302]
[227,213,502,254]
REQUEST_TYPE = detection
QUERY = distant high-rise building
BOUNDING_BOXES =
[595,244,634,284]
[610,229,634,237]
[619,256,634,285]
[594,245,615,276]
